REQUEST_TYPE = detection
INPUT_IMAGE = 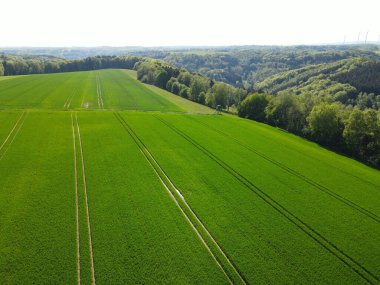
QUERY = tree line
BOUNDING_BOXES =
[135,59,247,109]
[238,93,380,167]
[0,54,142,76]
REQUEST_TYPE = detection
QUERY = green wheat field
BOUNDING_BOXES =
[0,69,379,284]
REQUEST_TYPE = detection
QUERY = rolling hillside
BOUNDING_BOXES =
[255,57,380,102]
[0,69,379,284]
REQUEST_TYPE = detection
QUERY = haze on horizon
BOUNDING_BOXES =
[1,0,379,47]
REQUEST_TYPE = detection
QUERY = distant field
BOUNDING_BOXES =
[0,70,379,284]
[0,69,182,111]
[0,76,17,81]
[124,69,214,114]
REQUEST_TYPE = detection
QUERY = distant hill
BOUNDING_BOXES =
[2,45,380,93]
[254,58,380,103]
[152,46,380,88]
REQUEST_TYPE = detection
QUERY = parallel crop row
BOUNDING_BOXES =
[187,115,380,223]
[0,69,183,111]
[0,112,77,284]
[74,111,228,284]
[154,114,378,284]
[157,114,380,278]
[122,112,377,284]
[114,112,247,285]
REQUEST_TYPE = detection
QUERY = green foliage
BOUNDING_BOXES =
[198,91,206,105]
[265,93,305,134]
[154,69,168,88]
[165,77,177,92]
[132,56,240,110]
[255,58,380,105]
[356,92,380,110]
[0,54,141,76]
[306,103,344,147]
[159,47,379,88]
[238,93,269,121]
[189,75,211,102]
[0,62,5,76]
[177,70,192,86]
[179,86,190,99]
[343,109,380,165]
[211,82,232,108]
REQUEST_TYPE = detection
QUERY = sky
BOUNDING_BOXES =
[1,0,379,47]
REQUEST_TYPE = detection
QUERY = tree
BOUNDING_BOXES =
[0,62,4,76]
[211,82,232,109]
[154,69,169,89]
[265,93,305,134]
[235,88,248,106]
[190,75,210,102]
[179,86,190,99]
[238,93,269,122]
[198,91,206,104]
[343,109,380,165]
[136,61,155,84]
[205,92,215,107]
[307,103,344,147]
[178,70,192,86]
[171,82,181,95]
[166,77,178,92]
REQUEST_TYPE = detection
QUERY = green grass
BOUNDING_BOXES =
[0,70,182,112]
[100,70,182,111]
[0,76,17,81]
[124,70,214,114]
[0,112,76,284]
[76,111,228,284]
[0,112,21,144]
[0,70,379,284]
[122,112,379,284]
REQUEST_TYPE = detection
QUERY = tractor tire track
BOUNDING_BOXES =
[114,112,247,285]
[75,113,96,285]
[0,112,28,162]
[111,73,139,110]
[143,146,249,285]
[186,116,380,223]
[71,113,81,285]
[240,118,379,189]
[154,115,379,285]
[0,112,26,152]
[64,89,77,109]
[96,73,104,109]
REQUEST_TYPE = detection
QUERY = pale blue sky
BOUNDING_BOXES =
[1,0,379,46]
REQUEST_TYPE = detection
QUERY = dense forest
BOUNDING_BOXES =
[1,46,379,167]
[0,54,141,76]
[148,46,380,89]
